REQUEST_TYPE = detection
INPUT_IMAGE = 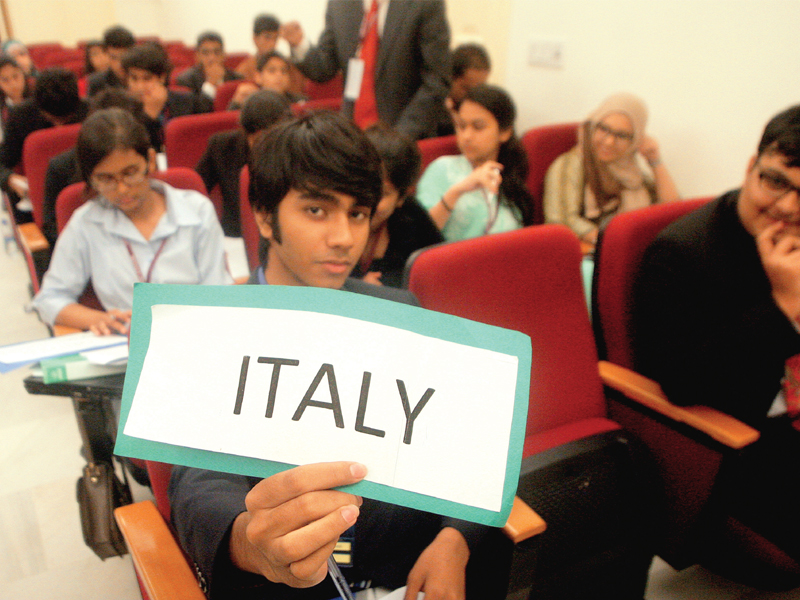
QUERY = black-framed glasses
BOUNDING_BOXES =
[595,121,634,144]
[757,167,800,200]
[91,165,148,193]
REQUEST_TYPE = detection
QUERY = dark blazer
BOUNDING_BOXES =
[43,148,79,246]
[195,129,249,237]
[350,197,443,287]
[175,65,243,96]
[86,68,126,97]
[633,191,800,429]
[146,89,213,151]
[297,0,451,140]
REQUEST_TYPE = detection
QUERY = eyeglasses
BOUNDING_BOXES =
[595,121,634,144]
[198,47,223,56]
[91,165,148,193]
[757,166,800,200]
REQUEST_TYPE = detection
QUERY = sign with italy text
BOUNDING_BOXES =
[115,283,531,526]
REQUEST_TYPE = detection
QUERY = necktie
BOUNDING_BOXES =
[353,0,380,129]
[783,353,800,418]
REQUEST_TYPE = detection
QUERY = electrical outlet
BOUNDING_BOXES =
[528,40,564,69]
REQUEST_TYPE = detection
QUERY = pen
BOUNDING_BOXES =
[327,555,356,600]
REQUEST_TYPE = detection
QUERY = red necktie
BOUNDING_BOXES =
[353,0,380,129]
[783,354,800,419]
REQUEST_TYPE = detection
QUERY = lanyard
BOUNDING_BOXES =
[125,238,168,283]
[483,189,500,235]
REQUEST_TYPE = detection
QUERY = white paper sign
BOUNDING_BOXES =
[123,304,519,512]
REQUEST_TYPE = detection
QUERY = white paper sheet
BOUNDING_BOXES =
[124,304,519,512]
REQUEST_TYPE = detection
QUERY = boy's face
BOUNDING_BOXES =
[197,40,224,70]
[107,45,129,79]
[254,31,279,55]
[127,67,166,98]
[256,57,290,94]
[256,188,372,289]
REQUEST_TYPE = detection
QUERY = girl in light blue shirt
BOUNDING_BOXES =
[33,108,231,334]
[416,84,534,242]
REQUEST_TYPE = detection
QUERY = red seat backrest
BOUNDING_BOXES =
[304,71,344,101]
[164,111,241,170]
[239,165,261,271]
[417,135,459,172]
[407,224,606,436]
[22,123,82,229]
[593,198,712,368]
[146,461,174,522]
[213,80,241,112]
[520,122,580,225]
[224,53,249,72]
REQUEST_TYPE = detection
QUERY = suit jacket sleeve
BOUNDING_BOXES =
[168,466,254,597]
[294,0,352,83]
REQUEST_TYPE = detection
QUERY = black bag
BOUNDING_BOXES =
[76,461,132,559]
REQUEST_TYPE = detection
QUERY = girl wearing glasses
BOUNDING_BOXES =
[416,84,534,241]
[544,92,679,246]
[33,108,231,334]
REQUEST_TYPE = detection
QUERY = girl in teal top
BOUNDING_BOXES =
[416,84,533,241]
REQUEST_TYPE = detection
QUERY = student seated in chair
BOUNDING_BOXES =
[33,107,231,335]
[195,89,292,237]
[633,104,800,568]
[122,41,212,152]
[168,111,511,600]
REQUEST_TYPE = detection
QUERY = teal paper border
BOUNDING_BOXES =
[115,283,531,527]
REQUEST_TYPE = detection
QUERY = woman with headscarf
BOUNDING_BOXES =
[544,92,679,246]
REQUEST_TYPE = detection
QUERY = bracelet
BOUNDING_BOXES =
[440,197,454,212]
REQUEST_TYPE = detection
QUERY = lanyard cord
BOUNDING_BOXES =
[125,238,168,283]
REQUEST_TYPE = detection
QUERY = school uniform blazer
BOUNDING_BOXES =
[632,191,800,429]
[195,129,249,237]
[296,0,451,140]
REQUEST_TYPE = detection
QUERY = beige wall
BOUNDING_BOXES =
[6,0,800,196]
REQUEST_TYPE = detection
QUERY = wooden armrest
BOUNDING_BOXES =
[599,360,760,449]
[18,222,49,253]
[502,496,547,543]
[114,501,206,600]
[52,325,83,336]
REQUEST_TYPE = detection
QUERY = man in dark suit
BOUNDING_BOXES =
[633,104,800,564]
[195,90,292,237]
[281,0,451,140]
[169,111,510,600]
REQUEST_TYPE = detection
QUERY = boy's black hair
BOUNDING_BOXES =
[103,25,135,49]
[249,111,382,241]
[758,104,800,169]
[256,50,288,73]
[254,14,280,35]
[197,31,224,49]
[239,90,292,135]
[34,67,81,118]
[452,43,490,79]
[364,123,421,199]
[121,41,172,79]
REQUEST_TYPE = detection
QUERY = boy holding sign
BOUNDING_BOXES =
[168,112,511,600]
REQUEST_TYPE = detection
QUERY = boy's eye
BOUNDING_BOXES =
[351,210,369,221]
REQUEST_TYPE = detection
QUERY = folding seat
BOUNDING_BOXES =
[592,199,800,590]
[406,224,659,599]
[519,122,579,226]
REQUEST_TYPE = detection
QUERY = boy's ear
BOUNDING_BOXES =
[254,210,274,240]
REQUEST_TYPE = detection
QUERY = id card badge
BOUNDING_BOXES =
[344,58,365,101]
